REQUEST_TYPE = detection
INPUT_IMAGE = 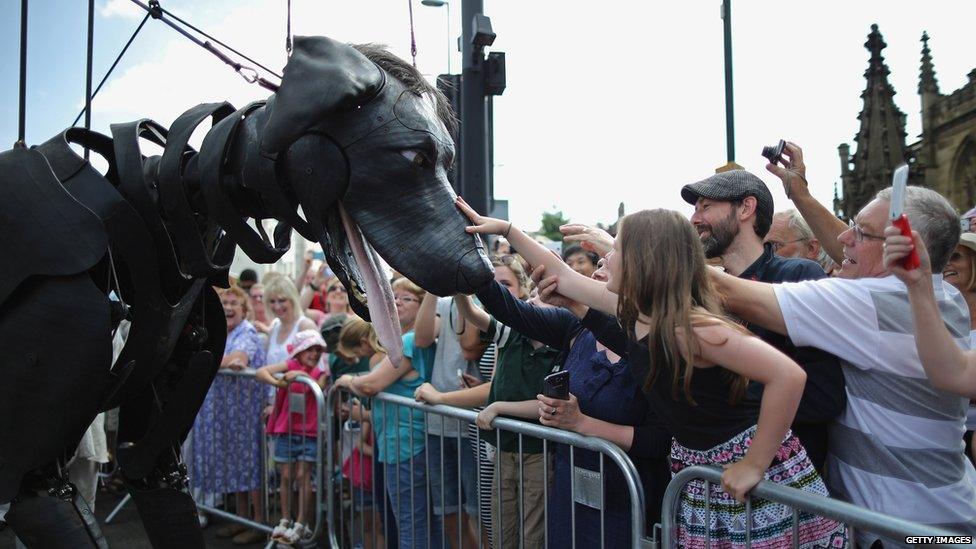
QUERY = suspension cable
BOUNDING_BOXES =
[128,0,280,91]
[286,0,293,55]
[72,13,151,127]
[407,0,418,67]
[84,0,94,158]
[16,0,28,147]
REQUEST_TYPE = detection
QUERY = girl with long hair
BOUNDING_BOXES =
[456,198,846,548]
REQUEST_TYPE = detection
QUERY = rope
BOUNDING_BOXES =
[72,13,151,127]
[16,0,27,147]
[407,0,417,67]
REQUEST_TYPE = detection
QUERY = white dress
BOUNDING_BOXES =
[267,317,302,366]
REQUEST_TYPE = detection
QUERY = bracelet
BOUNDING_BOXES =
[503,221,512,238]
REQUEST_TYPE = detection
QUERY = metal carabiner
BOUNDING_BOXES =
[237,65,259,84]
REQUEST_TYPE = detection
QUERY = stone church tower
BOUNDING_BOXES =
[835,24,976,219]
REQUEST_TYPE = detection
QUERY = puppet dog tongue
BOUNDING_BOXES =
[338,202,403,367]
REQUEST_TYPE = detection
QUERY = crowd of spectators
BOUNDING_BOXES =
[167,139,976,548]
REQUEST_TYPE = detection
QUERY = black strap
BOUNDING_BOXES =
[197,104,291,263]
[111,119,187,297]
[156,102,236,277]
[241,103,317,241]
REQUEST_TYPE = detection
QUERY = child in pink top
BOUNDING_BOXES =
[257,329,329,545]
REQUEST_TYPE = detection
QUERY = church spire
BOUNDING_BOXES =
[847,24,908,211]
[919,31,940,95]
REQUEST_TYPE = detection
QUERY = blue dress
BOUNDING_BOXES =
[546,331,649,548]
[474,281,671,547]
[191,320,267,493]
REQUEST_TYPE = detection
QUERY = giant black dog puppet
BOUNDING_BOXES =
[0,36,492,548]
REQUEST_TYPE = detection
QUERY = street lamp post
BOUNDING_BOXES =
[421,0,451,74]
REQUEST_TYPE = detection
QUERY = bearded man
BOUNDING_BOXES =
[681,170,845,472]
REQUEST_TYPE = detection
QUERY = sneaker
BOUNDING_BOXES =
[281,521,312,545]
[271,518,292,542]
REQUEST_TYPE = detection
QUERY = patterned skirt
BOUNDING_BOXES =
[670,426,848,549]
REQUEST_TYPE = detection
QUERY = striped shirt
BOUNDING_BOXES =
[774,275,976,548]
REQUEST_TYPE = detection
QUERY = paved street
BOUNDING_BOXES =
[1,490,265,548]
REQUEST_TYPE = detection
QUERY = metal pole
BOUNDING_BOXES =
[460,0,490,215]
[85,0,94,158]
[16,0,28,147]
[722,0,735,162]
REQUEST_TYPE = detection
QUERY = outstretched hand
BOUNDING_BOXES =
[764,141,808,201]
[455,196,511,236]
[560,224,613,256]
[883,226,931,287]
[530,265,578,310]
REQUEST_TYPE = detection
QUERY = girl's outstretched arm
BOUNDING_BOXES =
[335,356,415,397]
[256,361,290,388]
[456,197,617,314]
[455,294,491,332]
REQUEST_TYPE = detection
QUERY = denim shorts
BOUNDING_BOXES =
[427,435,479,516]
[272,434,318,463]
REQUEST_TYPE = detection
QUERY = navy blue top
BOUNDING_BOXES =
[739,244,846,471]
[475,280,672,537]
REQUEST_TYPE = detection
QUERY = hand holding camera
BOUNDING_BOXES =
[762,140,809,201]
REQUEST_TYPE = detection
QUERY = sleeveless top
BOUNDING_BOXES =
[629,336,759,450]
[267,317,301,366]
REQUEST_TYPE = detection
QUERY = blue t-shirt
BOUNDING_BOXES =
[372,331,436,464]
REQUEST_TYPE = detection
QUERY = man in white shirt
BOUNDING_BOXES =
[711,185,976,547]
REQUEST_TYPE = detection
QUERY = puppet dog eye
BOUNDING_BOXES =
[400,149,432,169]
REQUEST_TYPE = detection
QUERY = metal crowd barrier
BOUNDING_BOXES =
[189,369,327,547]
[326,387,652,549]
[660,465,968,548]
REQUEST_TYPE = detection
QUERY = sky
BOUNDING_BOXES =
[2,1,975,266]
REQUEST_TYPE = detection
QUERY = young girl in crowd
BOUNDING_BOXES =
[456,197,847,548]
[415,255,557,549]
[334,278,442,549]
[337,318,390,549]
[257,329,329,545]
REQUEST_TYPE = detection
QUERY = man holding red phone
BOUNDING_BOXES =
[709,180,976,547]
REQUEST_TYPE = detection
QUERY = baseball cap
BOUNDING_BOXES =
[681,170,774,237]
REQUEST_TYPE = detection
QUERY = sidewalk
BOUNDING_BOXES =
[0,490,263,548]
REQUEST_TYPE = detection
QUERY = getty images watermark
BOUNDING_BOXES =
[904,536,973,545]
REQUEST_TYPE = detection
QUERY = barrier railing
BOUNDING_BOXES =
[326,387,652,549]
[190,369,327,547]
[660,465,969,548]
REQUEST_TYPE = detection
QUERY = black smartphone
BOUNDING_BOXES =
[543,370,569,400]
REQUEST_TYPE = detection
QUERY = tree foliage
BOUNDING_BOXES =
[539,209,570,241]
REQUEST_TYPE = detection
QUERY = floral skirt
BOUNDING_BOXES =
[670,426,848,549]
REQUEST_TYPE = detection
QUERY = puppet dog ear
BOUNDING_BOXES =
[261,36,384,155]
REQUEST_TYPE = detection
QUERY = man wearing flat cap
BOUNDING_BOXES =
[681,169,845,473]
